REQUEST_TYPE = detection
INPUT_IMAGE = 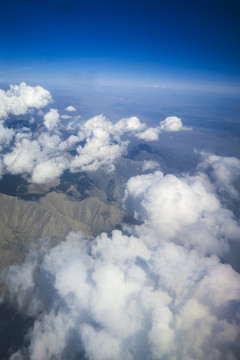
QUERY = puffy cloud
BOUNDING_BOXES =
[43,109,60,131]
[135,116,191,141]
[31,157,68,184]
[0,121,15,150]
[2,138,240,359]
[199,152,240,199]
[61,114,72,119]
[1,112,148,181]
[114,116,146,133]
[1,78,240,359]
[0,83,192,183]
[0,82,52,119]
[3,138,42,175]
[65,105,76,112]
[2,132,68,183]
[159,116,183,132]
[70,115,145,173]
[142,160,160,172]
[125,170,240,255]
[135,127,160,141]
[3,229,240,360]
[65,115,82,131]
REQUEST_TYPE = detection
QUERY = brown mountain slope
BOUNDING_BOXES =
[0,191,123,291]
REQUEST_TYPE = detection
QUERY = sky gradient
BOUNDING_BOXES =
[1,0,240,86]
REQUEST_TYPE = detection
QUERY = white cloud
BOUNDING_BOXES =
[135,116,191,141]
[3,138,42,175]
[65,115,82,131]
[61,114,72,119]
[2,126,240,359]
[2,132,67,183]
[0,83,192,183]
[70,115,130,173]
[3,228,240,360]
[142,160,160,172]
[136,127,160,141]
[1,83,240,359]
[65,105,76,112]
[114,116,146,133]
[43,109,60,131]
[199,152,240,198]
[0,121,15,150]
[159,116,184,132]
[125,170,239,255]
[0,82,52,119]
[31,157,68,184]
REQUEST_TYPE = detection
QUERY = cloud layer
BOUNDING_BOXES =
[1,82,240,360]
[3,154,240,360]
[0,83,191,183]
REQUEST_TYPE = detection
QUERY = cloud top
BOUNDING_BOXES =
[0,84,194,184]
[65,105,76,112]
[0,82,52,119]
[4,223,240,360]
[1,127,240,359]
[136,116,191,141]
[43,109,60,131]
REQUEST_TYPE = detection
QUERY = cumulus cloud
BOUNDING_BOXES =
[136,127,160,141]
[61,114,72,119]
[70,115,145,173]
[0,121,15,150]
[0,83,193,184]
[199,152,240,199]
[3,137,42,175]
[0,110,147,182]
[65,105,76,112]
[43,109,60,131]
[125,170,240,255]
[3,226,240,360]
[114,116,146,132]
[2,131,68,183]
[159,116,184,132]
[2,132,240,360]
[1,78,240,360]
[142,160,160,172]
[135,116,191,141]
[31,157,68,184]
[70,116,125,172]
[0,82,52,119]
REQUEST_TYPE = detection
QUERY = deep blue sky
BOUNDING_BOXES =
[0,0,240,86]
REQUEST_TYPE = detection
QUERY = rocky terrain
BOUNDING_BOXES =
[0,175,124,294]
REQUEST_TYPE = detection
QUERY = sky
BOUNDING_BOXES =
[1,2,240,358]
[1,0,240,87]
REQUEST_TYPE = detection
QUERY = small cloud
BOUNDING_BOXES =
[135,116,191,142]
[43,109,60,131]
[61,114,72,119]
[142,160,160,172]
[65,105,76,112]
[136,127,160,141]
[159,116,191,132]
